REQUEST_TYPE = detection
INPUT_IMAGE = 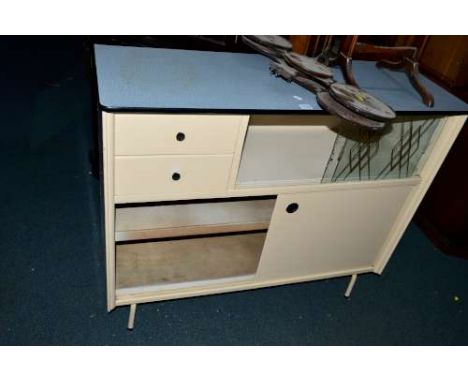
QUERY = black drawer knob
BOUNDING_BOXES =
[286,203,299,214]
[172,172,181,181]
[176,132,185,141]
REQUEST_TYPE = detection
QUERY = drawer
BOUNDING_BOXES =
[114,155,233,197]
[114,114,243,155]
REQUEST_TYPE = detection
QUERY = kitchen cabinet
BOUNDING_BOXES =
[94,44,467,329]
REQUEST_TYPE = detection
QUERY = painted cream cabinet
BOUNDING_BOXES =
[258,185,413,280]
[101,112,466,329]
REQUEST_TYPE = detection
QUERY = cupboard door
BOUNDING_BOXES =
[257,185,413,280]
[236,122,337,187]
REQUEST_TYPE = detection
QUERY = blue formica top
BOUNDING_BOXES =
[94,44,467,114]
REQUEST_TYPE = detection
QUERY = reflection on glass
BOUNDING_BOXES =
[322,117,442,183]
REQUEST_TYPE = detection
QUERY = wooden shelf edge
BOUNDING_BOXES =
[115,221,270,242]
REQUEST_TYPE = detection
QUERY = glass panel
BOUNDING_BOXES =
[322,117,443,183]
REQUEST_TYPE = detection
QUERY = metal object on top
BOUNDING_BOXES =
[329,83,396,121]
[270,62,388,131]
[243,35,396,131]
[242,36,283,61]
[283,51,334,78]
[247,35,293,51]
[269,59,299,82]
[317,92,385,131]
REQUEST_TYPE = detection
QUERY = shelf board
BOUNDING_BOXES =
[115,198,275,242]
[116,232,266,289]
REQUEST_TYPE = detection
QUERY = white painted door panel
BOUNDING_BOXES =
[257,185,413,280]
[237,123,337,187]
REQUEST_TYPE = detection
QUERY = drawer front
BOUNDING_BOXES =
[114,114,242,155]
[114,155,233,197]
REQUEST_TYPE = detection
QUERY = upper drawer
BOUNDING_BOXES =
[114,114,243,155]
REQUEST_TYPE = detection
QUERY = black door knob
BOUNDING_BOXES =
[286,203,299,213]
[176,132,185,141]
[172,172,181,181]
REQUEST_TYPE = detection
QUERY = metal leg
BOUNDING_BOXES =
[128,304,137,330]
[344,274,358,298]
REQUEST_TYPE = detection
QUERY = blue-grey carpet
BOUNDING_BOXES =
[0,37,467,345]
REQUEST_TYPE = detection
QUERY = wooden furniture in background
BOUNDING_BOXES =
[289,35,311,55]
[287,35,468,103]
[418,36,468,102]
[416,121,468,259]
[288,35,434,106]
[338,36,434,107]
[289,35,332,57]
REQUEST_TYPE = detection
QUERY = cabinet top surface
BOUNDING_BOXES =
[94,44,467,114]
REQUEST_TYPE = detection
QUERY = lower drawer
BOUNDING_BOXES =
[114,155,233,199]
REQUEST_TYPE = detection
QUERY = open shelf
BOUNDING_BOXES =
[116,232,266,289]
[115,197,275,242]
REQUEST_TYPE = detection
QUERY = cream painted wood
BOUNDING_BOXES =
[236,116,338,187]
[101,110,466,314]
[115,198,275,242]
[128,304,137,330]
[114,114,244,155]
[118,274,257,296]
[344,274,358,298]
[115,265,374,306]
[114,154,233,197]
[374,115,467,273]
[257,184,413,280]
[102,112,116,311]
[114,175,419,204]
[227,116,249,190]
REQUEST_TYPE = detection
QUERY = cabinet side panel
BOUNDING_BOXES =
[102,112,116,310]
[374,115,467,273]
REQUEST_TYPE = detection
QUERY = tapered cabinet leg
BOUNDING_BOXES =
[128,304,137,330]
[344,274,358,298]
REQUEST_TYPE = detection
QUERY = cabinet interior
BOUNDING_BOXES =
[116,232,267,290]
[115,196,276,291]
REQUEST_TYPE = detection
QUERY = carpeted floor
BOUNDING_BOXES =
[0,37,467,345]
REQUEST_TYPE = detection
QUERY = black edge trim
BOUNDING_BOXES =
[98,103,467,116]
[115,195,277,209]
